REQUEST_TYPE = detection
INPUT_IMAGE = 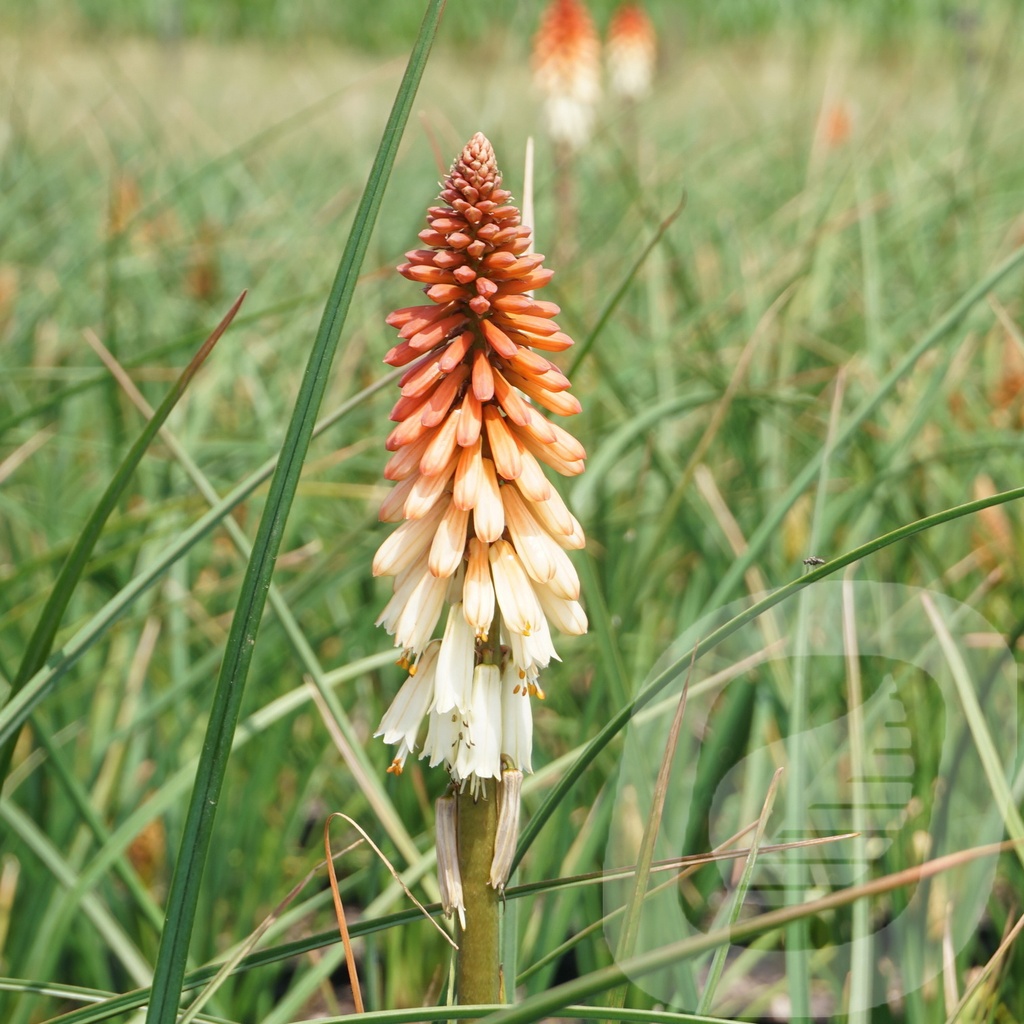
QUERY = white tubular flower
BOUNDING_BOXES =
[374,641,440,775]
[372,499,447,577]
[454,664,502,784]
[500,663,534,773]
[423,707,464,770]
[377,556,449,657]
[434,603,476,714]
[505,616,559,681]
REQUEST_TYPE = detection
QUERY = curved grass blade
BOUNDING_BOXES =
[481,841,1021,1024]
[142,5,446,1022]
[0,365,399,749]
[511,481,1024,873]
[513,242,1024,876]
[0,292,245,789]
[705,243,1024,609]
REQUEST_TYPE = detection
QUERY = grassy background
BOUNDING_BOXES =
[2,0,1023,1021]
[0,0,985,50]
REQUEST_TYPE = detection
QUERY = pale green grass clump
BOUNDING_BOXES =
[1,6,1023,1023]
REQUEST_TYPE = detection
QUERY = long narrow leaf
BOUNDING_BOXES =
[0,293,244,787]
[512,481,1024,872]
[0,370,398,750]
[142,5,446,1022]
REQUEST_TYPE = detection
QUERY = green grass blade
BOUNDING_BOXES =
[0,373,398,750]
[0,293,244,787]
[142,5,446,1021]
[705,243,1024,608]
[697,768,782,1013]
[512,483,1024,872]
[920,594,1024,864]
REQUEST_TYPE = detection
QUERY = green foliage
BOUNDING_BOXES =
[2,2,1024,1022]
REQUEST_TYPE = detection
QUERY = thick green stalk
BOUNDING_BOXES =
[457,782,500,1005]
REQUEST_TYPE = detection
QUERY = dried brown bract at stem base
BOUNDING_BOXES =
[490,767,523,890]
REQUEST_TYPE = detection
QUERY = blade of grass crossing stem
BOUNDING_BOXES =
[511,482,1024,873]
[142,7,446,1023]
[697,767,783,1014]
[34,835,865,1024]
[0,292,244,791]
[706,244,1024,609]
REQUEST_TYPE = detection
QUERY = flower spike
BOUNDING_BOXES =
[373,134,587,786]
[607,3,657,102]
[532,0,602,150]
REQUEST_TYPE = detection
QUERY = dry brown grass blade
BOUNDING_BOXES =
[323,810,461,1015]
[324,810,458,1015]
[177,835,363,1024]
[946,908,1024,1024]
[324,814,365,1015]
[0,426,54,486]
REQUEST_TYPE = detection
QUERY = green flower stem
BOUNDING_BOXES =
[457,782,501,1005]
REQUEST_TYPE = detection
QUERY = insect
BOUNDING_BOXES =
[803,556,826,566]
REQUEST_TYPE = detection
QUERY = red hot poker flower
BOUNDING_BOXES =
[607,2,657,102]
[373,133,587,785]
[532,0,602,149]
